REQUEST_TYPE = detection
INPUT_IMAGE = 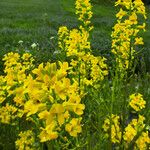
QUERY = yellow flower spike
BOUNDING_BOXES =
[0,104,18,124]
[75,0,93,27]
[123,124,137,143]
[58,26,69,50]
[112,0,146,72]
[103,114,122,144]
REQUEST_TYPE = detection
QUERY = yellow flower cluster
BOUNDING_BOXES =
[0,53,33,124]
[58,0,108,89]
[58,26,108,88]
[103,114,150,148]
[135,131,150,150]
[0,104,17,124]
[124,115,150,149]
[0,52,85,145]
[15,130,36,150]
[58,26,90,57]
[123,115,145,143]
[75,0,93,26]
[102,114,122,143]
[112,0,146,71]
[129,93,146,111]
[103,93,150,148]
[58,26,69,50]
[3,52,34,87]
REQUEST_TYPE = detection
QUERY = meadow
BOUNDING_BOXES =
[0,0,150,149]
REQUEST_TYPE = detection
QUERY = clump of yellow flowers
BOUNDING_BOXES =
[15,130,36,150]
[103,93,150,149]
[129,93,146,111]
[58,0,108,89]
[0,52,85,148]
[102,114,122,143]
[75,0,93,26]
[112,0,146,73]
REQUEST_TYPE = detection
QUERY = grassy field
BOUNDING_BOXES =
[0,1,150,149]
[0,0,150,71]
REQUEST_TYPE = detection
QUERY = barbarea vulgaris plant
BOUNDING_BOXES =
[112,0,146,76]
[58,0,108,90]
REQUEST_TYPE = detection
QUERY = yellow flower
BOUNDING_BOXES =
[54,78,70,100]
[24,100,46,117]
[0,104,18,124]
[39,121,58,142]
[50,104,65,126]
[65,118,82,137]
[112,0,146,73]
[116,8,127,19]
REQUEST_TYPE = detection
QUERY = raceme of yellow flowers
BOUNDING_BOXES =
[103,93,150,149]
[75,0,93,27]
[102,114,122,144]
[111,0,146,73]
[58,0,108,89]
